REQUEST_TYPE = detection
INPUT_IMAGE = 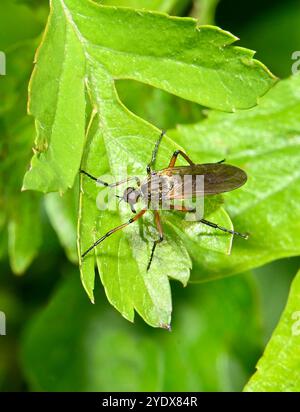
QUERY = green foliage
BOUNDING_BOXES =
[168,73,300,282]
[238,1,300,78]
[252,258,299,344]
[1,0,300,392]
[22,270,261,391]
[191,0,219,24]
[0,5,43,274]
[116,79,205,130]
[45,189,78,263]
[245,268,300,391]
[22,0,275,193]
[99,0,180,12]
[0,0,45,49]
[20,0,275,327]
[79,111,193,326]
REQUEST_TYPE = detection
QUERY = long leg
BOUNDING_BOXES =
[200,218,248,239]
[81,209,147,259]
[169,205,248,239]
[169,154,224,167]
[80,170,140,187]
[146,130,166,175]
[169,151,224,168]
[168,150,195,168]
[147,211,164,271]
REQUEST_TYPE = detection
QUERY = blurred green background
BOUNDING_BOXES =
[0,0,300,391]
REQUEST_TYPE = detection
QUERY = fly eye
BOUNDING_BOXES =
[128,191,137,202]
[123,187,136,203]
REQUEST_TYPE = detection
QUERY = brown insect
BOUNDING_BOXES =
[80,131,248,270]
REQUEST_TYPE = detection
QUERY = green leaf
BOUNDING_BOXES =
[79,105,192,326]
[99,0,180,13]
[44,189,78,263]
[21,270,262,391]
[7,192,41,275]
[22,0,275,193]
[22,0,87,193]
[80,65,240,326]
[21,0,275,326]
[244,268,300,392]
[168,73,300,282]
[116,79,205,130]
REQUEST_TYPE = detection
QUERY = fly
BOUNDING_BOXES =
[80,131,248,270]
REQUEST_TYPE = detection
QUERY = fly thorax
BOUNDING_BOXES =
[141,175,174,210]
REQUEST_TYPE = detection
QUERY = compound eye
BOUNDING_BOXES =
[123,187,135,202]
[128,191,137,203]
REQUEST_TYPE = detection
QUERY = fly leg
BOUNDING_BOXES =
[146,130,195,173]
[169,154,224,166]
[147,130,166,175]
[147,211,164,271]
[169,205,248,239]
[81,209,147,259]
[199,218,248,239]
[168,150,195,168]
[80,170,141,187]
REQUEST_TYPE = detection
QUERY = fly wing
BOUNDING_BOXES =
[159,163,247,199]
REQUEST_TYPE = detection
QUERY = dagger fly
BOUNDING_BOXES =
[80,131,248,270]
